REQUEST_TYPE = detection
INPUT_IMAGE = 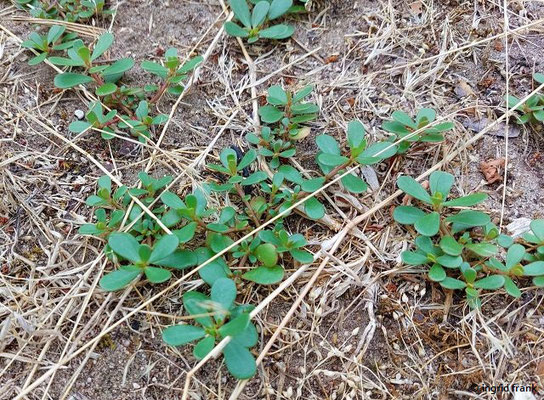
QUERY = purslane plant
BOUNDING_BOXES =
[162,278,258,379]
[78,83,406,379]
[20,25,79,65]
[22,30,201,142]
[382,108,454,154]
[395,171,544,307]
[225,0,295,43]
[247,85,318,168]
[508,73,544,124]
[15,0,115,22]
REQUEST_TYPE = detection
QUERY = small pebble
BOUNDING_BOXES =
[74,110,85,120]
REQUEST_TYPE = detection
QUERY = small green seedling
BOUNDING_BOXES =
[247,85,313,168]
[69,101,117,139]
[316,120,397,194]
[382,108,454,154]
[162,278,258,379]
[51,33,133,89]
[21,30,201,142]
[20,25,79,65]
[16,0,115,22]
[141,48,203,99]
[508,73,544,124]
[225,0,295,43]
[117,101,169,142]
[100,232,197,290]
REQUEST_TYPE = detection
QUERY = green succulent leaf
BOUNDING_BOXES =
[446,210,490,233]
[99,267,140,291]
[401,250,428,265]
[465,243,498,258]
[102,58,134,77]
[429,171,454,199]
[144,267,171,283]
[183,291,213,327]
[91,32,114,61]
[414,212,440,236]
[439,236,463,256]
[356,142,397,164]
[268,0,292,19]
[436,255,462,268]
[259,105,283,123]
[530,219,544,242]
[69,121,92,133]
[301,177,325,192]
[428,263,446,282]
[251,1,270,27]
[243,265,284,284]
[149,234,179,263]
[533,276,544,287]
[397,176,432,204]
[258,24,294,39]
[219,313,250,338]
[255,243,278,267]
[523,261,544,276]
[316,135,340,155]
[211,278,237,312]
[443,193,487,207]
[54,73,94,89]
[503,277,521,298]
[392,110,416,128]
[474,275,505,290]
[289,249,313,263]
[224,21,249,37]
[223,341,257,379]
[317,153,349,167]
[162,324,205,346]
[96,82,117,96]
[506,244,526,269]
[173,223,197,243]
[347,120,366,150]
[439,277,466,290]
[141,60,169,78]
[108,233,141,263]
[193,336,215,360]
[304,197,325,219]
[393,206,425,225]
[230,0,252,28]
[341,174,368,193]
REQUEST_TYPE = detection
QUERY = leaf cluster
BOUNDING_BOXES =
[395,171,544,307]
[508,74,544,124]
[225,0,295,42]
[163,278,258,378]
[15,0,114,22]
[382,108,454,154]
[22,31,201,143]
